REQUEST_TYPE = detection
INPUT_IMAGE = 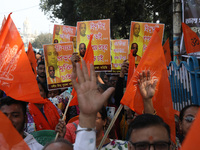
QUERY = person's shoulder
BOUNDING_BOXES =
[24,132,43,150]
[102,139,128,149]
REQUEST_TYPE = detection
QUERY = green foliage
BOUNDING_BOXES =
[40,0,172,40]
[32,33,53,49]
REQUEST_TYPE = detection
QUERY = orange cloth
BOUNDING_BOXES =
[127,50,135,87]
[182,22,200,54]
[162,38,171,66]
[121,29,175,143]
[0,111,30,149]
[0,13,46,103]
[27,42,37,76]
[70,34,94,106]
[181,109,200,149]
[28,99,60,131]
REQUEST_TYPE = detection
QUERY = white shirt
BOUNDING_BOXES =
[74,125,96,150]
[24,132,43,150]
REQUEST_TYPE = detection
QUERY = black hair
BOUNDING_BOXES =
[37,61,45,68]
[0,96,27,116]
[179,104,199,122]
[99,106,107,121]
[43,138,73,150]
[37,79,48,97]
[128,114,171,140]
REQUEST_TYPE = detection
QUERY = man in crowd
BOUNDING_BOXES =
[36,61,47,90]
[0,96,43,150]
[128,114,172,150]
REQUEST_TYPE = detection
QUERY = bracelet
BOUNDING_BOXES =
[75,128,96,134]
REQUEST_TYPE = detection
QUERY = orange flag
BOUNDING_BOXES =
[181,109,200,150]
[0,111,30,149]
[27,42,37,76]
[127,50,135,86]
[0,13,46,103]
[70,34,94,106]
[120,29,175,142]
[182,22,200,54]
[0,16,6,34]
[162,38,171,66]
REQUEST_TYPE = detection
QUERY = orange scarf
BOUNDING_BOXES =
[28,99,60,131]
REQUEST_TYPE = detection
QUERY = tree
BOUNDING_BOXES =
[32,33,53,49]
[40,0,172,40]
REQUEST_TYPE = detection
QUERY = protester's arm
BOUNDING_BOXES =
[119,60,129,78]
[114,60,129,107]
[72,61,114,150]
[71,52,81,71]
[138,70,158,114]
[55,119,66,138]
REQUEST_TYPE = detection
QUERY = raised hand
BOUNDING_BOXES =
[71,60,115,128]
[138,70,158,114]
[120,59,129,78]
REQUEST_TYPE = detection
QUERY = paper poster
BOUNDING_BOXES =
[129,22,164,64]
[77,19,111,71]
[52,25,76,43]
[43,43,73,90]
[110,39,128,73]
[70,36,77,52]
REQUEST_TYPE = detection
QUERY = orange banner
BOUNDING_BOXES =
[129,22,164,64]
[77,19,111,71]
[43,43,73,90]
[110,39,128,73]
[52,25,76,43]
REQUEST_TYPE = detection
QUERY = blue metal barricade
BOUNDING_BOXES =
[168,56,200,111]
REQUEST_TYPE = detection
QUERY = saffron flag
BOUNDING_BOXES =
[120,29,175,142]
[0,13,46,103]
[182,22,200,54]
[0,16,6,34]
[181,109,200,150]
[127,49,135,86]
[162,38,171,66]
[0,111,30,149]
[27,42,37,76]
[70,34,94,106]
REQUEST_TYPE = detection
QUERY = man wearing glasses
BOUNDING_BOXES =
[128,114,172,150]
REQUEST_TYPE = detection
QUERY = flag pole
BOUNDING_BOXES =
[97,104,123,150]
[55,95,73,140]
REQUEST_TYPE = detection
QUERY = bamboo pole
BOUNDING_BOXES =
[97,104,123,150]
[55,95,73,140]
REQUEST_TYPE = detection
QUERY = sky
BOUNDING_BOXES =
[0,0,62,34]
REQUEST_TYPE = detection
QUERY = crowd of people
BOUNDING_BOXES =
[0,46,199,150]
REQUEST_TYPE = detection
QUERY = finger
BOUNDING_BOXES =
[90,63,96,83]
[152,79,158,89]
[102,87,115,105]
[142,70,146,82]
[147,70,150,80]
[123,59,128,62]
[71,63,79,90]
[77,61,85,84]
[82,60,90,81]
[139,72,143,84]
